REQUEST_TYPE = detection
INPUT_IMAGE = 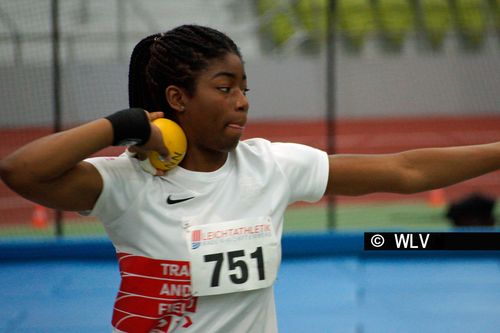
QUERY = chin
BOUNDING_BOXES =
[220,139,240,152]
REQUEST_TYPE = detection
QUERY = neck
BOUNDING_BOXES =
[180,147,229,172]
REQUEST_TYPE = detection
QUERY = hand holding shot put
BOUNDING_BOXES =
[127,112,187,176]
[126,110,170,162]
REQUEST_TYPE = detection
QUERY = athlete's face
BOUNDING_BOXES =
[179,52,249,153]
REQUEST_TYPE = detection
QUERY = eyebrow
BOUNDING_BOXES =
[211,71,247,81]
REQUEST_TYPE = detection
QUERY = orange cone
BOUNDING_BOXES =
[32,204,49,228]
[428,189,446,207]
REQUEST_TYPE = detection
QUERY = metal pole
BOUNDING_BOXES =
[51,0,64,237]
[326,0,337,230]
[116,0,126,61]
[0,6,23,64]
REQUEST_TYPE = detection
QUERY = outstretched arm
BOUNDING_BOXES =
[0,110,167,211]
[326,142,500,196]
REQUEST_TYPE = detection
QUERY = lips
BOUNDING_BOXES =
[227,123,245,130]
[226,117,247,130]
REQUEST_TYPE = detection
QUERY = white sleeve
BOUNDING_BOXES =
[270,142,329,204]
[84,155,150,221]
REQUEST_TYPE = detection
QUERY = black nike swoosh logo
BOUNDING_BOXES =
[167,195,195,205]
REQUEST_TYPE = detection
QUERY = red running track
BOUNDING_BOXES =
[1,115,500,225]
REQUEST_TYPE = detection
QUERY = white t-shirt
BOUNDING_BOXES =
[86,138,329,333]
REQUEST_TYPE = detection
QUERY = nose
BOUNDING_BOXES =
[236,90,249,112]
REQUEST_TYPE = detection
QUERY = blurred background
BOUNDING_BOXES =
[0,0,499,238]
[2,2,500,333]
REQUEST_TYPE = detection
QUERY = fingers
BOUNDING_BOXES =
[129,111,169,175]
[149,121,171,160]
[147,111,164,121]
[157,147,171,162]
[127,146,146,160]
[155,169,166,176]
[137,156,166,176]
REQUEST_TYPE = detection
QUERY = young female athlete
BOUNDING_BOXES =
[1,25,500,333]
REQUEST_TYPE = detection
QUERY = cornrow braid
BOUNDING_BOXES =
[128,25,241,119]
[128,33,161,112]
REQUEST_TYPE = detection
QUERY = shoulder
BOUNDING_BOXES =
[237,139,329,203]
[236,138,281,166]
[84,154,153,219]
[238,138,303,156]
[85,154,150,183]
[235,138,327,175]
[238,138,326,162]
[238,138,272,152]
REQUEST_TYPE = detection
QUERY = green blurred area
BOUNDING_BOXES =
[3,201,499,239]
[285,202,452,232]
[256,0,498,52]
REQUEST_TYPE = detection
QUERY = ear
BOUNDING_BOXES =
[165,85,187,113]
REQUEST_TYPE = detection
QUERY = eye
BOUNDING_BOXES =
[217,87,231,93]
[243,88,250,96]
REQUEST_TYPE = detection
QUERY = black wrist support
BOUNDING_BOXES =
[105,108,151,146]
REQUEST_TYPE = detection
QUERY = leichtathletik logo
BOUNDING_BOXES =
[191,230,201,249]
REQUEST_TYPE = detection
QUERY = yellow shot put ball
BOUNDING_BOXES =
[149,118,187,171]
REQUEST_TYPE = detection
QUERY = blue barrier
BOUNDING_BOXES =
[1,231,498,261]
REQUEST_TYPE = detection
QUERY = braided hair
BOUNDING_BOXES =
[128,25,242,120]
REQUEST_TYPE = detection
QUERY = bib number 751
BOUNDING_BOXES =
[204,247,265,287]
[187,216,278,296]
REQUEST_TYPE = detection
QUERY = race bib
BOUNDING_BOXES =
[185,216,279,296]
